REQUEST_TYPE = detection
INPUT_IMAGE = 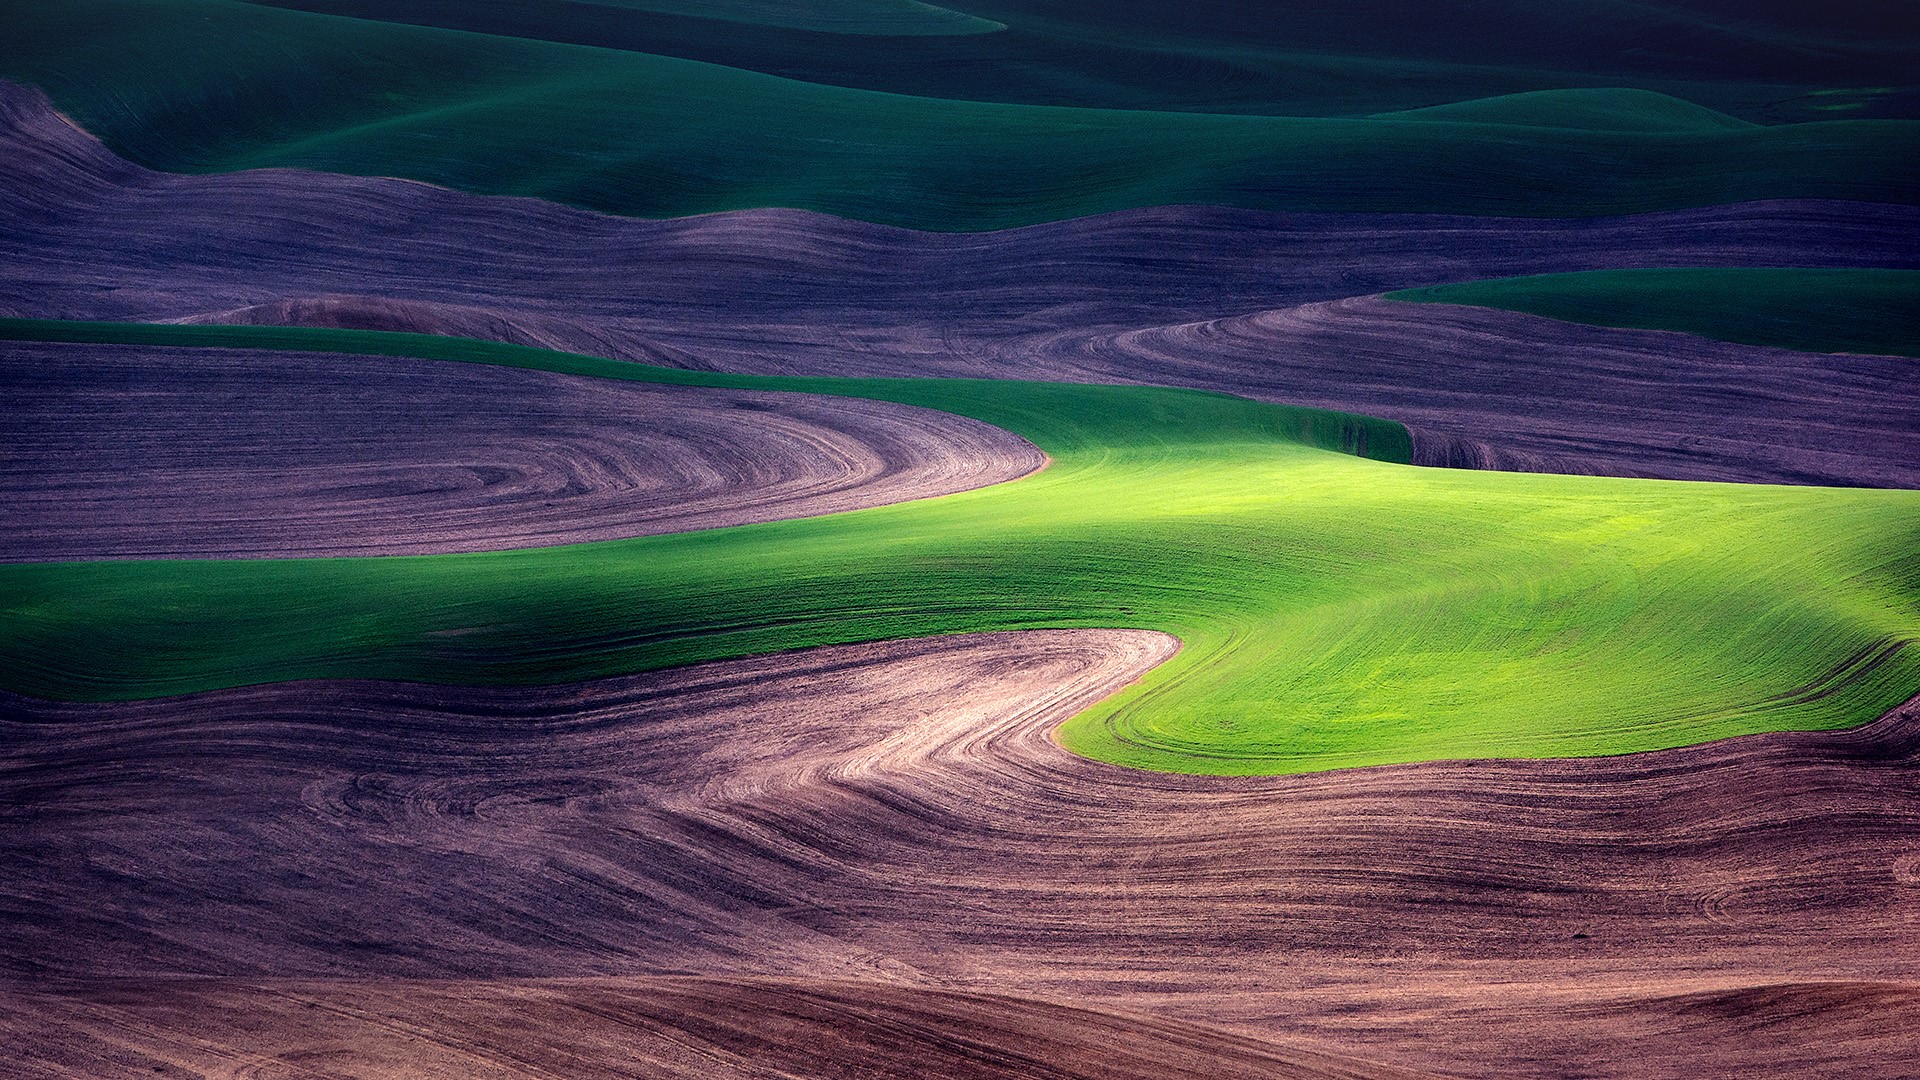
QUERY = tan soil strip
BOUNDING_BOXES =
[4,630,1917,1075]
[0,976,1427,1080]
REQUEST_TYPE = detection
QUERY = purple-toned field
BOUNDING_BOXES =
[5,82,1916,489]
[6,633,1918,1076]
[3,4,1919,1074]
[1,340,1040,559]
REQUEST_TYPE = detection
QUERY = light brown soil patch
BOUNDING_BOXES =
[4,630,1916,1076]
[1,976,1424,1079]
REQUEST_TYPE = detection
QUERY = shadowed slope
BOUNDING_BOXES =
[4,79,1917,486]
[3,631,1917,1076]
[236,0,1920,121]
[2,318,1914,777]
[1388,267,1920,357]
[571,0,1005,36]
[175,294,697,366]
[0,340,1042,559]
[4,1,1917,227]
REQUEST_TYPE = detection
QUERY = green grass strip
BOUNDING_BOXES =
[1389,268,1920,357]
[1,318,1916,775]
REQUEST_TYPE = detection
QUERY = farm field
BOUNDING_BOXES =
[5,1,1919,226]
[1389,268,1920,357]
[2,2,1918,1077]
[2,318,1917,776]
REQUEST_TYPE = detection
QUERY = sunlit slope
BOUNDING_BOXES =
[2,320,1915,775]
[236,0,1920,121]
[1390,268,1920,357]
[5,0,1917,228]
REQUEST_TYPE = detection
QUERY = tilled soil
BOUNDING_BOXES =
[0,977,1431,1080]
[5,79,1917,488]
[4,630,1916,1077]
[0,340,1041,559]
[1032,295,1920,486]
[5,63,1916,1080]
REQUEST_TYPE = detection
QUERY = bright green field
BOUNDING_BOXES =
[1389,268,1920,357]
[5,0,1918,228]
[3,319,1916,775]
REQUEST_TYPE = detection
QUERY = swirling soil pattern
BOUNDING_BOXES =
[0,340,1041,559]
[4,14,1919,1075]
[4,632,1918,1076]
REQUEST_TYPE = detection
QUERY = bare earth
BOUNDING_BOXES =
[5,80,1917,487]
[0,340,1041,559]
[5,71,1918,1080]
[5,630,1917,1077]
[1034,296,1920,486]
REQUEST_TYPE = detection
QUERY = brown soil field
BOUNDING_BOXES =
[4,66,1916,1080]
[0,340,1041,559]
[5,630,1917,1077]
[0,977,1429,1080]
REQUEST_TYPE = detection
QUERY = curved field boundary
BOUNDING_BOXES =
[226,0,1920,122]
[4,631,1917,1076]
[11,72,1911,332]
[3,4,1919,231]
[1038,294,1920,487]
[1388,268,1920,357]
[0,339,1044,559]
[6,77,1916,488]
[0,318,1915,776]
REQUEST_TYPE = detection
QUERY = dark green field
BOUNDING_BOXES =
[1391,268,1920,356]
[6,0,1917,226]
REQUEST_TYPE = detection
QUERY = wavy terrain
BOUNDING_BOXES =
[0,340,1041,559]
[1389,267,1920,357]
[6,319,1914,779]
[2,977,1423,1080]
[187,289,1920,487]
[230,0,1920,120]
[4,629,1917,1076]
[4,1,1917,1073]
[7,1,1916,227]
[11,78,1911,333]
[1041,295,1920,485]
[4,79,1917,487]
